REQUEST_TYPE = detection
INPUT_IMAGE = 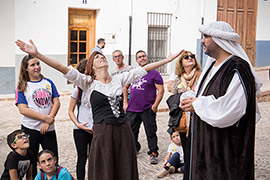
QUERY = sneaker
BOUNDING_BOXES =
[169,166,175,174]
[150,153,158,164]
[156,168,169,178]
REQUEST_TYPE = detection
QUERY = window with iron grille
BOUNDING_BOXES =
[147,12,172,75]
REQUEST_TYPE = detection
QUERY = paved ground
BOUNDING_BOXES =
[0,94,270,180]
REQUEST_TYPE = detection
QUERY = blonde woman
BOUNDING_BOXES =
[170,51,201,155]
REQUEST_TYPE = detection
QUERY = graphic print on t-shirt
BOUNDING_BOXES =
[18,160,30,179]
[171,145,177,152]
[131,78,147,90]
[32,85,52,109]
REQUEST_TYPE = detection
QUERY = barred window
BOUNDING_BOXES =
[147,12,172,75]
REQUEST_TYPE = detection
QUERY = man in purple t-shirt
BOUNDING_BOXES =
[126,50,164,164]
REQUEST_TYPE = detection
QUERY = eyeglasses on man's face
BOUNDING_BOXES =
[12,134,30,144]
[183,54,195,60]
[137,55,146,59]
[113,55,123,59]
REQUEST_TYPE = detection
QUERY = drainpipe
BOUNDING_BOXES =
[128,15,132,66]
[200,17,204,66]
[200,0,205,67]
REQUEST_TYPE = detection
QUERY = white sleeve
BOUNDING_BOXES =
[120,66,147,87]
[71,87,78,99]
[167,143,173,153]
[193,73,247,128]
[63,66,91,92]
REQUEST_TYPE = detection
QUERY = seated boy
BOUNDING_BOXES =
[1,129,34,180]
[156,130,185,178]
[34,150,72,180]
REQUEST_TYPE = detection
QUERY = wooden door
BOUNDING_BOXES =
[217,0,257,65]
[68,9,96,67]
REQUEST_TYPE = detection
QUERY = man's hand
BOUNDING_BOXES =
[151,105,158,113]
[179,97,197,112]
[123,101,128,113]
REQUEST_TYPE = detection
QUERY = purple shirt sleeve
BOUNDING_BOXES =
[153,70,164,85]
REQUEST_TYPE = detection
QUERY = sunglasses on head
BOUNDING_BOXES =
[183,54,195,60]
[12,134,30,144]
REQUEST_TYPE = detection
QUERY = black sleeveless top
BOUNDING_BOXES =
[90,90,127,125]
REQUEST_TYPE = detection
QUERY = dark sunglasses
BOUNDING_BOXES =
[183,54,195,60]
[12,134,30,144]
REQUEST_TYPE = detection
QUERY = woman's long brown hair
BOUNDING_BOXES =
[17,55,44,92]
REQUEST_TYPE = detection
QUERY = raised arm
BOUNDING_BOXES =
[15,39,70,74]
[143,50,184,72]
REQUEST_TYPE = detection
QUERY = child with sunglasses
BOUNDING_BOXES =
[15,54,60,178]
[1,129,34,180]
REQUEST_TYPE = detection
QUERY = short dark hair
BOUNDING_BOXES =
[169,128,176,136]
[7,129,25,150]
[170,130,180,139]
[136,50,146,59]
[77,58,88,74]
[97,38,105,44]
[37,149,55,163]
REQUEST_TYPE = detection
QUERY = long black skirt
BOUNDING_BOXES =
[88,121,139,180]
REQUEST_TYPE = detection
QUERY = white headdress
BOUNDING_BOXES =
[198,21,262,122]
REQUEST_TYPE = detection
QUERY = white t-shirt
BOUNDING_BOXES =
[167,142,184,164]
[16,78,59,131]
[71,87,93,129]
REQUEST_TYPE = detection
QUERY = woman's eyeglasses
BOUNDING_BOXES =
[12,134,30,144]
[183,54,195,60]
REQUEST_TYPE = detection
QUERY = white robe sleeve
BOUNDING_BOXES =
[193,73,247,128]
[120,66,147,87]
[63,66,91,92]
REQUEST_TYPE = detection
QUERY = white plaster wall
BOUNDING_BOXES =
[13,0,220,92]
[256,0,270,40]
[15,0,68,55]
[0,0,15,67]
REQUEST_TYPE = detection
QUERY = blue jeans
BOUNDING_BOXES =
[168,152,185,172]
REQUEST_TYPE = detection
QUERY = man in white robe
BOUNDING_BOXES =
[180,21,262,180]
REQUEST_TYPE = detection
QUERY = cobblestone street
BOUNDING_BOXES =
[0,94,269,179]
